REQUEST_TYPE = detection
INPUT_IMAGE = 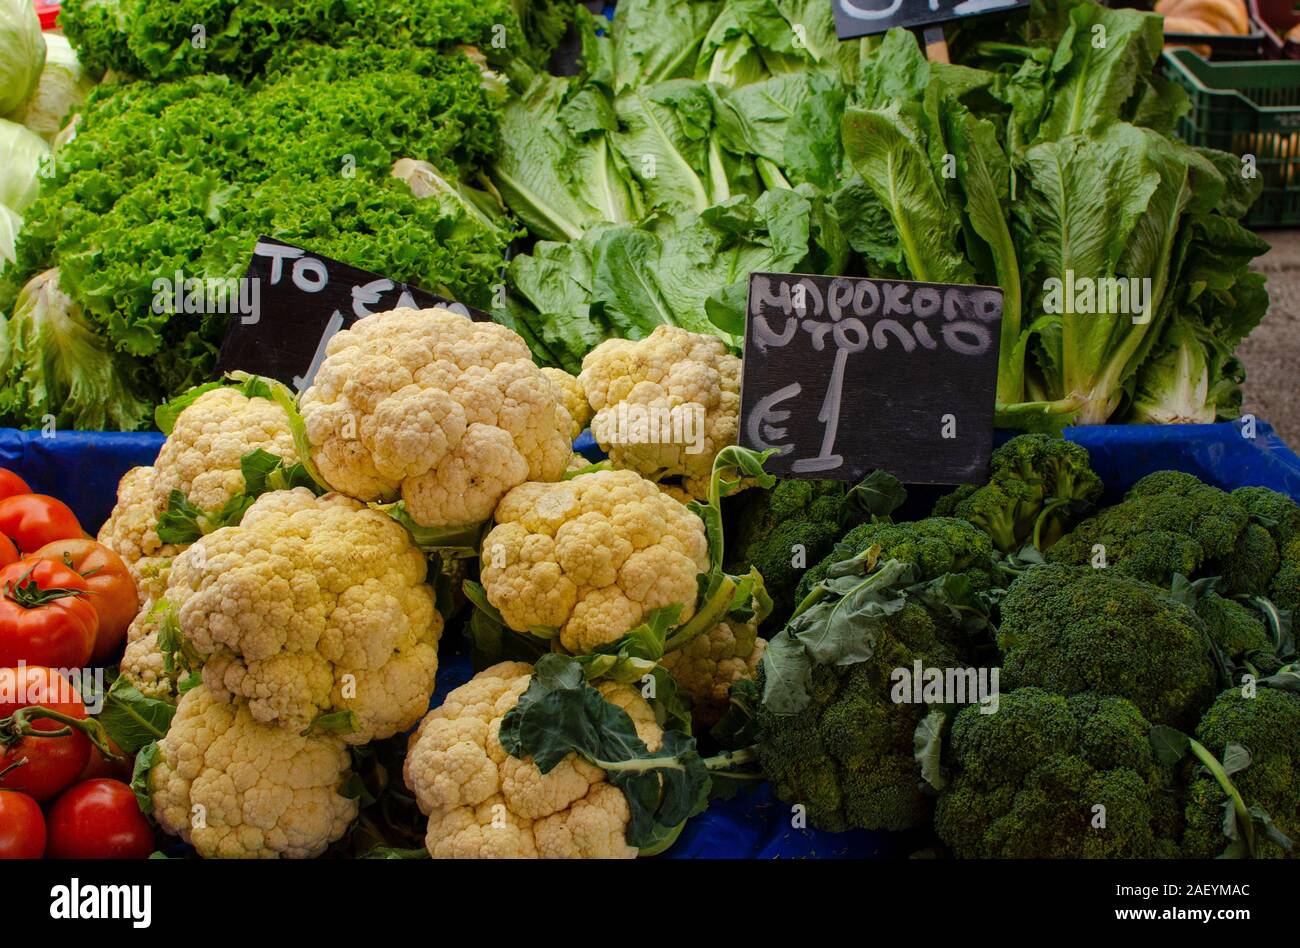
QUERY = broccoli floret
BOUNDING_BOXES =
[998,564,1218,728]
[1048,470,1249,586]
[794,517,994,602]
[1182,687,1300,858]
[1195,593,1282,677]
[757,600,967,832]
[1232,486,1300,548]
[1273,539,1300,610]
[1218,522,1279,597]
[725,479,844,627]
[935,688,1177,858]
[932,434,1102,552]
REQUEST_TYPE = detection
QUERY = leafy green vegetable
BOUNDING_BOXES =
[96,674,176,754]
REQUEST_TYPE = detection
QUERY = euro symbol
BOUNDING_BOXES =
[748,383,801,456]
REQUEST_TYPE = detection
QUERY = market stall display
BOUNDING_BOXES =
[0,0,1297,871]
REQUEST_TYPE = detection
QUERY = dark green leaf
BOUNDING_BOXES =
[1148,724,1191,765]
[97,676,176,754]
[130,741,161,816]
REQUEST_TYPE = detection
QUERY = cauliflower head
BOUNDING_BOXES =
[120,600,179,702]
[152,386,301,512]
[299,307,573,529]
[403,661,662,858]
[541,367,592,441]
[661,618,766,727]
[97,466,177,577]
[148,683,358,858]
[165,488,442,743]
[480,470,709,654]
[579,326,740,500]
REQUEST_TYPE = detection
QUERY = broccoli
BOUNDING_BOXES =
[1231,486,1300,610]
[1218,522,1279,597]
[932,434,1102,552]
[1273,539,1300,611]
[934,688,1181,858]
[1048,470,1249,586]
[998,564,1218,729]
[1194,592,1282,678]
[725,479,844,628]
[1181,687,1300,858]
[757,518,998,832]
[793,517,994,604]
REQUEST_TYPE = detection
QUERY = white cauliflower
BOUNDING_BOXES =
[661,618,766,727]
[298,307,573,529]
[579,325,741,500]
[479,470,708,655]
[541,366,592,440]
[119,601,178,702]
[165,488,442,743]
[403,661,662,858]
[97,466,176,583]
[148,683,358,859]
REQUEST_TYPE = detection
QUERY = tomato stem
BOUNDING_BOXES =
[1,706,121,761]
[3,564,88,608]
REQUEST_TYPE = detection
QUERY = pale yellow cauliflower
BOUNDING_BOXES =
[579,325,741,500]
[403,661,661,858]
[299,307,573,529]
[119,601,178,701]
[165,488,442,743]
[96,466,176,583]
[542,367,592,440]
[661,619,767,727]
[480,470,708,654]
[148,683,358,858]
[151,386,301,511]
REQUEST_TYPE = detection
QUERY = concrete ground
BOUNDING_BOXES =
[1239,230,1300,447]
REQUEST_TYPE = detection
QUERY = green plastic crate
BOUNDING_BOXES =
[1163,48,1300,227]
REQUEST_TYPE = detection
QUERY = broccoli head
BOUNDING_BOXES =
[1194,593,1282,677]
[1218,522,1279,597]
[1273,539,1300,611]
[794,517,995,602]
[998,564,1218,728]
[1232,486,1300,548]
[1048,470,1249,586]
[1228,486,1300,607]
[935,688,1179,858]
[1182,687,1300,858]
[932,435,1102,553]
[757,600,969,832]
[725,479,844,628]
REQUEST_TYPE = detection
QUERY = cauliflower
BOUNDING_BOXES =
[661,617,766,727]
[97,466,177,578]
[147,684,358,858]
[403,661,662,858]
[151,386,300,512]
[119,601,178,702]
[542,367,592,440]
[299,307,573,529]
[479,470,709,654]
[165,488,442,743]
[579,326,740,500]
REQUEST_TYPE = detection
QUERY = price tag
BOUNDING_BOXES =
[214,237,490,392]
[739,271,1001,485]
[831,0,1030,40]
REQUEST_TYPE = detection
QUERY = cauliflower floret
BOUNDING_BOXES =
[480,470,708,654]
[579,326,740,500]
[97,466,177,575]
[148,683,358,858]
[403,662,662,858]
[151,387,301,511]
[298,307,573,529]
[661,618,766,727]
[119,600,178,702]
[165,488,442,742]
[542,367,592,441]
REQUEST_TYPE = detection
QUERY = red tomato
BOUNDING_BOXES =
[0,790,45,858]
[34,539,138,664]
[0,535,16,570]
[0,470,31,503]
[46,779,153,859]
[0,559,99,668]
[0,665,92,801]
[0,495,82,555]
[76,735,132,783]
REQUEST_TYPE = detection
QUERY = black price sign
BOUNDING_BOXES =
[739,272,1001,485]
[831,0,1029,39]
[214,237,491,392]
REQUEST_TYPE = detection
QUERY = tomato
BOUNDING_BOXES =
[0,469,31,503]
[0,535,16,570]
[46,779,154,859]
[34,539,138,664]
[0,559,99,668]
[0,791,45,858]
[0,666,92,801]
[76,734,132,783]
[0,494,82,555]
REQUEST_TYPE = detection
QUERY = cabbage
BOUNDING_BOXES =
[0,202,18,270]
[0,117,49,213]
[0,269,151,430]
[7,33,94,141]
[0,0,44,114]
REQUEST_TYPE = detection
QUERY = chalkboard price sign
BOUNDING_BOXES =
[739,272,1002,485]
[214,237,490,392]
[831,0,1030,40]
